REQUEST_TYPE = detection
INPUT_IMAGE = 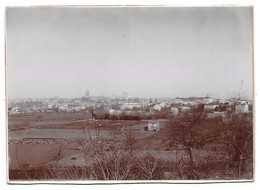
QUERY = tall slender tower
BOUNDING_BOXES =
[122,91,128,99]
[85,90,90,98]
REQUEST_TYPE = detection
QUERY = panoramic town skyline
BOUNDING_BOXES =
[7,7,253,100]
[7,7,254,182]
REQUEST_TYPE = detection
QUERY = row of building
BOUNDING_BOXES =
[8,96,252,116]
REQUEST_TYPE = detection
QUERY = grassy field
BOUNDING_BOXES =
[8,113,163,170]
[8,112,88,130]
[8,112,253,180]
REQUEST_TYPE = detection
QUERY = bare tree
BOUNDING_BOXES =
[82,138,134,180]
[135,153,159,180]
[166,105,215,179]
[224,112,253,179]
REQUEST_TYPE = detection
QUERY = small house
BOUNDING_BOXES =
[204,103,219,111]
[171,107,178,115]
[147,120,160,132]
[153,104,162,111]
[235,104,249,113]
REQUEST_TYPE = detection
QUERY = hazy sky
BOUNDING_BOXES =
[7,7,253,99]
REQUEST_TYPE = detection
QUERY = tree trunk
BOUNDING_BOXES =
[187,147,196,179]
[187,147,194,169]
[238,159,242,180]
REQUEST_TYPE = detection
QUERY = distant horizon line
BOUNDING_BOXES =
[8,95,252,101]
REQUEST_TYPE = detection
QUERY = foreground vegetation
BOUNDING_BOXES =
[9,107,253,181]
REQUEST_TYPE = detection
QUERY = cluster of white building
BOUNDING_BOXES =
[8,95,252,117]
[235,100,249,113]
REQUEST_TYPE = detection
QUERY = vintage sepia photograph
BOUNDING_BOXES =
[6,6,254,183]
